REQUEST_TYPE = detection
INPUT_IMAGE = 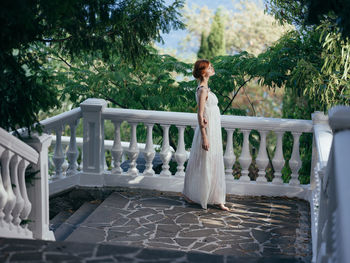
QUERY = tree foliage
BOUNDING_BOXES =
[197,10,226,60]
[267,0,350,38]
[0,0,184,132]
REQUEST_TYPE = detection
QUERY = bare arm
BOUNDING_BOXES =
[197,88,209,151]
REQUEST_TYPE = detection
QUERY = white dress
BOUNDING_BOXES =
[182,86,226,209]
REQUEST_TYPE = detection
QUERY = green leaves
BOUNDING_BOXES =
[0,0,185,131]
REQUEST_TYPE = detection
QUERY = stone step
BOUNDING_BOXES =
[0,236,306,262]
[54,201,100,241]
[49,210,73,232]
[64,192,123,243]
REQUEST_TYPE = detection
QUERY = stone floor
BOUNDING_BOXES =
[63,188,312,262]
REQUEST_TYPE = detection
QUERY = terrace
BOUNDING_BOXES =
[0,98,349,263]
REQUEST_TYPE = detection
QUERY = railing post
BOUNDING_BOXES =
[23,133,55,240]
[311,111,329,190]
[80,99,107,175]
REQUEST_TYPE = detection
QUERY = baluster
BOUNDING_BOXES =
[238,129,252,182]
[1,149,16,229]
[175,126,187,177]
[9,155,24,231]
[52,126,65,179]
[256,130,269,183]
[289,132,302,185]
[0,146,7,228]
[18,159,31,234]
[126,122,139,176]
[272,131,285,184]
[160,125,172,177]
[66,119,80,176]
[224,129,236,178]
[143,124,156,176]
[111,121,123,175]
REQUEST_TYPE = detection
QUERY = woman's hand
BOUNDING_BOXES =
[201,117,208,128]
[202,136,209,151]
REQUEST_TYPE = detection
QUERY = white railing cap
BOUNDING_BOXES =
[328,106,350,133]
[40,107,82,132]
[103,108,313,133]
[0,127,39,164]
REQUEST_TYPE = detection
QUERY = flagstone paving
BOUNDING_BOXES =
[64,188,312,262]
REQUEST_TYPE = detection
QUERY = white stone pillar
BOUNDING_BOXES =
[256,130,269,183]
[175,125,187,177]
[111,121,123,175]
[24,133,55,241]
[9,155,24,229]
[126,122,139,176]
[143,124,155,176]
[289,132,302,185]
[52,126,65,179]
[238,129,252,182]
[80,99,107,175]
[66,119,80,176]
[272,131,285,184]
[1,149,16,230]
[223,129,236,178]
[160,125,172,177]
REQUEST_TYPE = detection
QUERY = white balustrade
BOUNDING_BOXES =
[111,121,123,175]
[272,131,285,184]
[0,126,54,240]
[52,126,65,179]
[126,122,139,176]
[143,124,156,176]
[223,129,235,178]
[256,130,269,183]
[8,98,348,261]
[160,125,172,177]
[289,132,302,185]
[66,119,79,176]
[238,129,252,182]
[175,125,187,177]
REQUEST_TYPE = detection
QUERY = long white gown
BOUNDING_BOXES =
[182,86,226,209]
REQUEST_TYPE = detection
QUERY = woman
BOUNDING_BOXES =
[182,59,229,211]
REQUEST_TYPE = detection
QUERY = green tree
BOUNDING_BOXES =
[0,0,184,133]
[206,9,226,59]
[268,0,350,39]
[197,32,210,59]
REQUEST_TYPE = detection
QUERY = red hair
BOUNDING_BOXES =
[193,59,210,80]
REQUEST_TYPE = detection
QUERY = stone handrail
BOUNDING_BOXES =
[310,106,350,263]
[0,127,54,240]
[103,107,313,133]
[40,107,82,132]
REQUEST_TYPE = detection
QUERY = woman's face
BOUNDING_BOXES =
[206,63,215,77]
